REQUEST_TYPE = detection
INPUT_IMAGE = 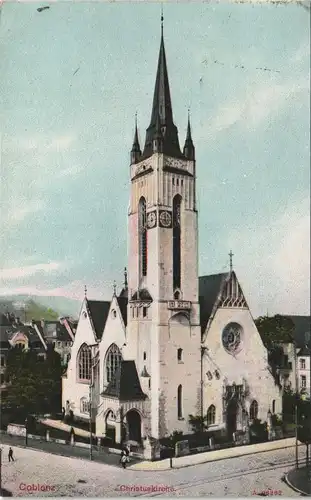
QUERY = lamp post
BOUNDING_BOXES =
[25,418,28,447]
[293,338,299,469]
[200,347,208,433]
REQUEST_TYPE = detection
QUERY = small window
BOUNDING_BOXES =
[132,307,134,318]
[215,370,220,380]
[148,378,151,390]
[181,179,183,187]
[250,400,258,420]
[207,405,216,426]
[172,178,175,185]
[143,307,147,318]
[177,348,183,362]
[136,308,139,318]
[174,290,180,299]
[176,178,179,186]
[111,309,117,319]
[272,400,276,414]
[301,375,306,388]
[206,371,213,380]
[177,385,183,419]
[0,356,5,367]
[300,358,306,370]
[143,352,146,361]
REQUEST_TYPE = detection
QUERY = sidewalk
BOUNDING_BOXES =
[128,437,300,471]
[0,433,140,468]
[285,466,311,496]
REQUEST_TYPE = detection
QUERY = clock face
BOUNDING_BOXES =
[159,211,172,228]
[147,211,156,229]
[222,323,243,354]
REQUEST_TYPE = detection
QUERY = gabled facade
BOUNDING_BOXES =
[62,20,283,453]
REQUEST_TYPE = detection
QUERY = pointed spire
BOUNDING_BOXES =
[229,250,234,274]
[142,14,182,160]
[113,280,117,296]
[131,112,141,164]
[183,109,195,160]
[153,112,163,153]
[124,267,128,290]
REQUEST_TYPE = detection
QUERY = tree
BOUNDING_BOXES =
[255,315,295,347]
[2,345,63,419]
[188,414,208,433]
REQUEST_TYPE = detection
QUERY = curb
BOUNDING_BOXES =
[129,442,301,472]
[284,471,309,497]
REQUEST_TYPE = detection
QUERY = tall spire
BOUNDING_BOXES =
[131,112,141,164]
[142,12,182,160]
[183,109,195,160]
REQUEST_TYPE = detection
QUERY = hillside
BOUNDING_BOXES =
[0,295,80,322]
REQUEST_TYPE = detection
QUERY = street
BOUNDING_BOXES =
[1,443,305,497]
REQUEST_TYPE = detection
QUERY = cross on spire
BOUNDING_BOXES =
[124,267,128,290]
[113,280,117,295]
[84,284,87,298]
[229,250,234,273]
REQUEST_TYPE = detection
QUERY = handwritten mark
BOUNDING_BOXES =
[37,6,50,12]
[73,67,80,76]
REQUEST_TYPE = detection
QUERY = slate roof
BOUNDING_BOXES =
[102,360,146,401]
[86,300,111,340]
[298,345,311,357]
[117,297,128,327]
[288,316,310,349]
[42,321,72,342]
[199,273,229,333]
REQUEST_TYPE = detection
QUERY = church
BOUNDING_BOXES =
[62,20,281,452]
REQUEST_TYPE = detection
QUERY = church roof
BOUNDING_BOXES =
[199,273,229,333]
[102,360,146,401]
[298,344,311,356]
[86,300,111,340]
[117,296,128,326]
[142,27,183,160]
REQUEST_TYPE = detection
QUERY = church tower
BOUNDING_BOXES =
[126,18,201,439]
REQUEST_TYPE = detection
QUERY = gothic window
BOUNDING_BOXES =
[250,400,258,420]
[143,307,147,318]
[173,195,182,290]
[177,348,183,362]
[206,371,213,380]
[207,405,216,426]
[300,358,306,369]
[143,351,146,361]
[138,197,147,278]
[272,400,276,414]
[105,343,122,385]
[177,384,183,419]
[77,344,91,382]
[80,397,90,414]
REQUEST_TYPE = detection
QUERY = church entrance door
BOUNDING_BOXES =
[126,410,142,443]
[226,399,238,440]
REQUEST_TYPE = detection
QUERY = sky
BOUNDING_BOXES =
[0,1,310,317]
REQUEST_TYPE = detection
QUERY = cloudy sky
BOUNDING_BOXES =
[0,1,310,317]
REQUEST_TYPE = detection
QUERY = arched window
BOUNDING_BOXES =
[207,405,216,426]
[177,384,183,419]
[80,397,90,414]
[77,344,91,382]
[206,371,213,380]
[173,195,181,290]
[177,348,183,362]
[105,344,122,385]
[138,197,147,278]
[272,400,276,414]
[250,400,258,420]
